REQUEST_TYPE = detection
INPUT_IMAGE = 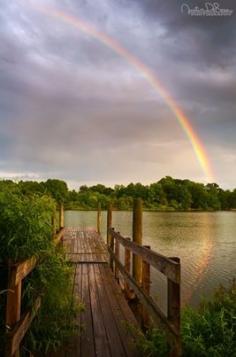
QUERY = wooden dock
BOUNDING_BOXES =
[3,201,181,356]
[60,228,140,357]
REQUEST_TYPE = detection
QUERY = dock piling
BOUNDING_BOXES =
[97,202,101,235]
[132,198,143,286]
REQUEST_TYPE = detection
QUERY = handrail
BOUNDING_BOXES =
[4,223,65,356]
[108,246,179,336]
[109,229,180,284]
[108,227,181,356]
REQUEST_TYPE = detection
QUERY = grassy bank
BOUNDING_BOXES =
[136,281,236,356]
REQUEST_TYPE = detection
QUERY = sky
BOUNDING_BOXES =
[0,0,235,189]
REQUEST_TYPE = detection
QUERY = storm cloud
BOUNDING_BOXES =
[0,0,235,188]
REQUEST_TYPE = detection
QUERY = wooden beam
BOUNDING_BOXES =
[51,214,57,235]
[109,229,114,272]
[168,257,181,331]
[59,203,64,229]
[6,273,22,328]
[6,297,41,356]
[97,202,101,235]
[13,257,37,286]
[115,238,120,281]
[142,245,151,328]
[109,229,180,284]
[108,247,179,338]
[132,198,143,286]
[53,227,65,245]
[124,238,134,299]
[106,204,112,246]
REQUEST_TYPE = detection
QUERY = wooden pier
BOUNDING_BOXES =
[60,228,139,356]
[3,200,181,356]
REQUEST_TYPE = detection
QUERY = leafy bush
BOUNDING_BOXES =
[182,281,236,356]
[22,248,82,353]
[0,190,81,355]
[132,282,236,357]
[136,328,170,357]
[0,191,55,262]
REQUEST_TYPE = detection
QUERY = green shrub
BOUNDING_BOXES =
[22,248,82,353]
[136,328,170,357]
[0,190,81,355]
[0,191,55,262]
[182,281,236,356]
[131,282,236,357]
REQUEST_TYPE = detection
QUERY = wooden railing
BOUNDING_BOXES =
[106,201,181,356]
[4,205,65,357]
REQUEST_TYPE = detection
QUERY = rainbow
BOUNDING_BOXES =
[29,3,214,181]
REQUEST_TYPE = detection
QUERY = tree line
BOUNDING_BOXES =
[1,176,236,210]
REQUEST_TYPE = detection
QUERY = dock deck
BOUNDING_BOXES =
[59,228,139,357]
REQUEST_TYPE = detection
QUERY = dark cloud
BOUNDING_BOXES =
[0,0,235,187]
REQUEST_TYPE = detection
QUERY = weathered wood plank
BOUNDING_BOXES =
[108,247,179,337]
[53,227,65,246]
[12,257,37,286]
[89,264,111,357]
[110,229,180,284]
[79,264,96,357]
[6,297,41,356]
[98,264,139,357]
[94,264,126,357]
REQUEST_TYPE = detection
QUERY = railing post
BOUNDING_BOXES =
[6,265,22,356]
[124,238,134,299]
[132,198,143,286]
[59,203,64,229]
[142,245,151,329]
[167,257,181,357]
[109,228,114,272]
[97,202,101,235]
[115,236,120,281]
[107,203,112,246]
[52,213,57,236]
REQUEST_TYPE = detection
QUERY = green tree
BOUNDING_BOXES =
[44,179,68,203]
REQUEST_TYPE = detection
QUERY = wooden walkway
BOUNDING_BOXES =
[59,228,139,357]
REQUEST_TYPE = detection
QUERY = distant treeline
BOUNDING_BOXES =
[1,176,236,211]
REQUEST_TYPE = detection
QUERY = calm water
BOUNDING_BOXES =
[65,211,236,311]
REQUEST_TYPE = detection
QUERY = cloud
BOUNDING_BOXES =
[0,0,235,188]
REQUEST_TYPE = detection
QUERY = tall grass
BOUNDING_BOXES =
[0,189,81,355]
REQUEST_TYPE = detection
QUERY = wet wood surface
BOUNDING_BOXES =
[55,228,139,357]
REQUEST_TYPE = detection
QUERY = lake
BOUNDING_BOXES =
[65,211,236,312]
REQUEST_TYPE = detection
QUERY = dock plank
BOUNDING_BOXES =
[58,228,140,357]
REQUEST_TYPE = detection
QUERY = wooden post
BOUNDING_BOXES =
[6,265,22,356]
[109,228,114,271]
[142,245,151,329]
[124,238,134,299]
[97,202,101,235]
[51,214,57,236]
[59,203,64,229]
[167,257,181,357]
[132,198,143,286]
[115,238,120,281]
[107,203,112,246]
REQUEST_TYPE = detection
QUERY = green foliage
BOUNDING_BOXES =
[23,248,82,353]
[0,191,55,262]
[44,179,68,203]
[0,187,80,355]
[136,328,170,357]
[182,281,236,356]
[132,282,236,357]
[1,176,236,211]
